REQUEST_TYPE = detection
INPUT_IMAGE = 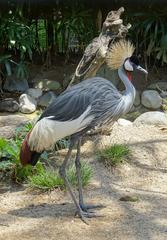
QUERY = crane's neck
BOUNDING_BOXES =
[118,66,136,112]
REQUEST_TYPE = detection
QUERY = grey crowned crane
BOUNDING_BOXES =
[20,40,147,221]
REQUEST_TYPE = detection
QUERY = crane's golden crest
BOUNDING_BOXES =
[106,40,135,70]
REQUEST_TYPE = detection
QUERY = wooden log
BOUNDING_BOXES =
[68,7,131,86]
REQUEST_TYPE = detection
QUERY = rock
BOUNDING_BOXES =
[34,79,61,91]
[0,115,28,127]
[141,90,162,109]
[0,98,19,112]
[0,126,17,139]
[147,82,167,91]
[26,88,43,99]
[38,91,56,107]
[0,115,28,138]
[117,118,133,126]
[134,90,141,107]
[134,111,167,126]
[119,195,139,202]
[4,75,29,92]
[19,94,37,114]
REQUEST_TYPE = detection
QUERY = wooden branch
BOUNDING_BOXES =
[68,7,131,86]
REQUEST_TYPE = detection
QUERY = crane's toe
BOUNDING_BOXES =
[75,209,104,222]
[80,203,106,212]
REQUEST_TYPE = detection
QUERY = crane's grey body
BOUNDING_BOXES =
[40,66,136,131]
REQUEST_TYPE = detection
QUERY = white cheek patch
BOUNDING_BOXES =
[124,59,133,71]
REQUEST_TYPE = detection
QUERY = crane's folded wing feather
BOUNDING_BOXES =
[28,77,124,152]
[39,88,91,121]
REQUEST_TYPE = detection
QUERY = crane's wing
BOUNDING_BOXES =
[28,77,123,152]
[39,88,91,121]
[28,86,94,152]
[40,76,122,121]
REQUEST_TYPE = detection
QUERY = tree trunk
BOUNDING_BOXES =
[68,7,131,86]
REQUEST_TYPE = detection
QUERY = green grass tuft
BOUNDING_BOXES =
[28,170,64,190]
[67,162,93,187]
[28,162,93,190]
[97,144,130,167]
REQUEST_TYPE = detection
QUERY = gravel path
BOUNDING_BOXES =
[0,124,167,240]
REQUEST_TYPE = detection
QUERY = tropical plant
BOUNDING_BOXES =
[128,10,167,66]
[53,5,96,55]
[0,10,34,78]
[0,123,44,182]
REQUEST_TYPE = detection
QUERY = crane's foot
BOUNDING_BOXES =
[75,209,104,223]
[80,203,106,212]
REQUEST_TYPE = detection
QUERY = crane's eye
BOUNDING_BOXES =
[124,59,133,72]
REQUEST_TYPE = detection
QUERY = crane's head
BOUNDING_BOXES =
[106,40,148,80]
[124,55,148,74]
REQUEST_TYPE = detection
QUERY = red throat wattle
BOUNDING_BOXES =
[126,71,132,81]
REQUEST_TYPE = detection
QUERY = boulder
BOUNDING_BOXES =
[141,90,162,109]
[134,111,167,126]
[0,98,19,112]
[0,115,28,138]
[0,115,28,127]
[19,94,37,114]
[26,88,43,99]
[38,91,56,107]
[134,90,141,107]
[4,75,29,92]
[34,79,61,91]
[147,82,167,91]
[0,126,18,139]
[117,118,133,126]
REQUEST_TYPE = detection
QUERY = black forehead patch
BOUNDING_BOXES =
[129,55,139,66]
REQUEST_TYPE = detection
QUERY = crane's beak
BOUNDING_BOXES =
[136,65,148,74]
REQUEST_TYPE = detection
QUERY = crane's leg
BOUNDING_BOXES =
[59,138,100,222]
[75,138,84,208]
[59,139,81,213]
[75,138,105,213]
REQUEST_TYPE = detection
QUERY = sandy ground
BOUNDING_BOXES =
[0,124,167,240]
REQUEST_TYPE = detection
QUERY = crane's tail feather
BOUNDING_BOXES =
[20,131,41,166]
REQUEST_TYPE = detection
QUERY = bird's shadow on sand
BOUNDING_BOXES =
[8,202,76,219]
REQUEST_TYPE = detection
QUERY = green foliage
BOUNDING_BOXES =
[0,122,70,184]
[28,162,93,190]
[97,144,130,167]
[67,162,93,187]
[0,10,34,78]
[0,4,95,75]
[162,98,167,112]
[0,138,19,162]
[0,160,13,171]
[0,122,45,182]
[15,122,33,142]
[28,169,64,190]
[54,6,95,54]
[129,10,167,66]
[55,138,69,151]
